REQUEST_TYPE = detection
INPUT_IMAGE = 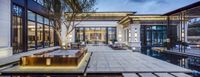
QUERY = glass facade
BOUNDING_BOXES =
[12,3,56,54]
[28,10,55,49]
[75,27,116,44]
[187,18,200,45]
[44,18,50,47]
[141,25,167,47]
[37,23,43,48]
[28,11,36,50]
[108,27,117,42]
[27,21,36,50]
[12,5,24,54]
[33,0,44,6]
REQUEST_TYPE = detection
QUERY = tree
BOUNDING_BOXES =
[44,0,96,49]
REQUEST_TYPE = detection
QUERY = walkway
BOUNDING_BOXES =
[86,45,191,73]
[0,45,193,77]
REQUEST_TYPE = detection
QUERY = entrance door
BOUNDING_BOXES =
[85,28,106,44]
[141,25,167,47]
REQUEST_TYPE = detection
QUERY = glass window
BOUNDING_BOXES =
[44,25,50,47]
[44,18,49,25]
[108,27,116,42]
[76,28,84,42]
[12,5,23,16]
[37,15,43,23]
[142,25,167,47]
[28,11,35,21]
[50,20,53,26]
[37,0,44,6]
[50,27,54,46]
[76,27,110,44]
[12,5,23,54]
[37,23,43,48]
[28,21,36,50]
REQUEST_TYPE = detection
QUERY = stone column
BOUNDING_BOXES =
[0,0,12,58]
[130,21,141,51]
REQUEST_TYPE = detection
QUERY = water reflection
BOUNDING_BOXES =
[141,47,200,75]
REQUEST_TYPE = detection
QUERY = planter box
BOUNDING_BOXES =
[20,48,87,66]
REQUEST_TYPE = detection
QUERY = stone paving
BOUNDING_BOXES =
[86,45,192,73]
[0,45,192,76]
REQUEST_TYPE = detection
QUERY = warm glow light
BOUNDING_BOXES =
[119,34,122,37]
[19,53,89,69]
[46,58,51,65]
[119,39,122,41]
[134,33,137,37]
[62,43,66,46]
[69,35,72,38]
[182,33,185,37]
[132,47,136,50]
[22,57,26,65]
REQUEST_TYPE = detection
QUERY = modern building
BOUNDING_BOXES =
[65,12,134,44]
[1,0,200,58]
[67,1,200,51]
[67,13,180,50]
[0,0,58,58]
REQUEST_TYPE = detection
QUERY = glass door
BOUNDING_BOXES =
[85,27,106,44]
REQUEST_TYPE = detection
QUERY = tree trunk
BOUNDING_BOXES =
[55,29,63,49]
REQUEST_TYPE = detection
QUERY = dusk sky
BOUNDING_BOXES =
[94,0,199,14]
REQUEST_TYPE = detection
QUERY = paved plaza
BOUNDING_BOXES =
[0,45,192,77]
[86,45,191,73]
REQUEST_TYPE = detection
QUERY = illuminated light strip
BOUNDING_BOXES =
[19,53,89,69]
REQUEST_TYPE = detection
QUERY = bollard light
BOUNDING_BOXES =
[46,58,51,66]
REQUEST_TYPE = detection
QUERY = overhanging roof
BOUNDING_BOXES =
[118,14,167,24]
[65,12,136,21]
[163,1,200,16]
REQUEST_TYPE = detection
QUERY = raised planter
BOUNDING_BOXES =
[20,48,87,67]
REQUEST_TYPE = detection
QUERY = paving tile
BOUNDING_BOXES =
[155,73,174,77]
[123,73,139,77]
[139,73,157,77]
[86,45,192,73]
[171,73,192,77]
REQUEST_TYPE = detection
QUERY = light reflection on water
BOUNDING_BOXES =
[141,47,200,76]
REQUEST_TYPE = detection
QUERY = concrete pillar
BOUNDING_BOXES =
[117,25,123,43]
[0,0,12,58]
[129,22,141,50]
